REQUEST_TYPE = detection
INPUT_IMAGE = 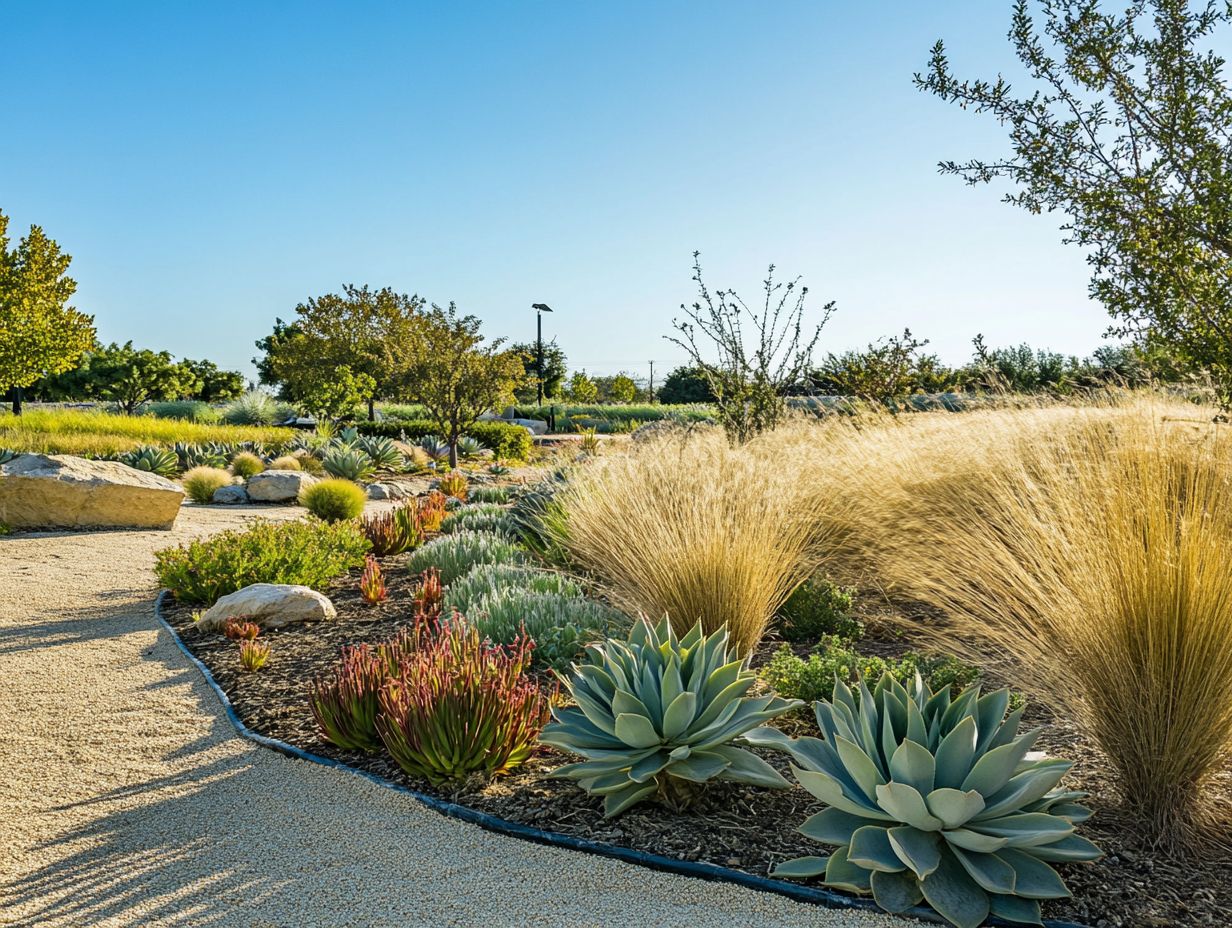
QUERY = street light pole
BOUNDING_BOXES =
[532,303,553,406]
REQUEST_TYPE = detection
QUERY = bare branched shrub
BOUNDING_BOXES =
[667,253,833,444]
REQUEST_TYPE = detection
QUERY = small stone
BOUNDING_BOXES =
[212,484,249,504]
[196,583,336,631]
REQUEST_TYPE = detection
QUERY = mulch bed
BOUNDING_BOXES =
[162,564,1232,928]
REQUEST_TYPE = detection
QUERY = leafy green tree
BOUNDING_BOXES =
[300,365,377,422]
[668,253,833,443]
[605,373,638,404]
[259,286,423,418]
[400,303,526,467]
[86,342,193,414]
[253,317,303,399]
[657,365,716,404]
[564,370,599,403]
[511,339,567,402]
[0,210,95,413]
[917,0,1232,402]
[180,358,244,402]
[812,329,956,400]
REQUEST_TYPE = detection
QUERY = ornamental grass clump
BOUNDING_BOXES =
[230,451,264,479]
[268,454,302,471]
[405,530,525,585]
[753,672,1098,928]
[541,617,801,817]
[376,616,551,785]
[300,478,367,523]
[552,426,849,654]
[155,519,369,604]
[181,466,233,504]
[837,400,1232,849]
[360,504,423,556]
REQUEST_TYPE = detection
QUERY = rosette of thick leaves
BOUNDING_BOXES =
[748,672,1100,928]
[541,616,801,816]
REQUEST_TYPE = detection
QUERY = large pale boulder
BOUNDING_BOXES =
[246,469,317,502]
[196,583,336,631]
[0,453,185,530]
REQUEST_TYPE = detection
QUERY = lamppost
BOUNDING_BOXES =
[532,303,553,405]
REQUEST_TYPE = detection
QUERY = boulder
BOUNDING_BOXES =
[366,482,406,500]
[212,484,250,504]
[246,469,317,503]
[0,453,185,530]
[196,583,336,631]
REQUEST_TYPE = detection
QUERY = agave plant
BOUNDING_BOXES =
[322,446,375,481]
[356,435,403,469]
[541,617,801,817]
[418,434,450,463]
[456,435,484,458]
[750,672,1100,928]
[121,445,179,477]
[173,442,227,471]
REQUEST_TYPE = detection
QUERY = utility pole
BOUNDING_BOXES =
[648,360,655,403]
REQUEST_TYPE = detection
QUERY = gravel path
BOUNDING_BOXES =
[0,504,905,928]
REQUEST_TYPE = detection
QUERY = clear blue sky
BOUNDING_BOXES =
[2,1,1113,384]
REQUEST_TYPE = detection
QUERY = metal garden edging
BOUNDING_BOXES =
[153,590,1091,928]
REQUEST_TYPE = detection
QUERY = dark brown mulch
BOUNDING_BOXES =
[163,569,1232,928]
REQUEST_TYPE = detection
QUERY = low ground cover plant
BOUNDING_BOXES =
[181,465,232,503]
[440,503,516,538]
[155,519,369,604]
[542,618,801,816]
[405,530,525,585]
[778,576,861,642]
[0,407,291,457]
[467,484,512,504]
[300,478,366,522]
[461,588,624,672]
[752,672,1099,928]
[441,563,581,613]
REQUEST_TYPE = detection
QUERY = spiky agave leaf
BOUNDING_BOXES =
[541,616,802,817]
[757,672,1100,928]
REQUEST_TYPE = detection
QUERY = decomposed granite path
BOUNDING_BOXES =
[0,504,905,928]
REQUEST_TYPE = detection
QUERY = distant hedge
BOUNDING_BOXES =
[511,403,716,433]
[356,419,532,461]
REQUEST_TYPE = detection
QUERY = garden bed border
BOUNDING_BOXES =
[154,590,1091,928]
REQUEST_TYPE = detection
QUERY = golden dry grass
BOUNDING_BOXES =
[552,424,850,655]
[818,399,1232,848]
[0,408,292,456]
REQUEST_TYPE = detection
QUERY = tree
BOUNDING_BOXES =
[658,365,716,404]
[606,373,638,404]
[180,358,245,401]
[510,339,567,402]
[258,286,424,418]
[811,329,956,401]
[300,365,377,422]
[0,210,95,413]
[917,0,1232,402]
[253,317,303,399]
[564,370,598,403]
[668,252,833,443]
[86,341,193,414]
[401,304,526,467]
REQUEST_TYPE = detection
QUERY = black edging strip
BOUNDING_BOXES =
[154,590,1091,928]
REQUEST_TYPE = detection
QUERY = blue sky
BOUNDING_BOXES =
[2,1,1112,384]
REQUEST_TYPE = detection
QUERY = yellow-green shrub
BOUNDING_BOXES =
[268,455,302,471]
[230,451,265,479]
[182,466,233,503]
[300,478,366,522]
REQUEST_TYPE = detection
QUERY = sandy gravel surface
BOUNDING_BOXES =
[0,503,905,928]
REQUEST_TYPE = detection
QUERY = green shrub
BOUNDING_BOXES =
[467,484,512,504]
[462,588,624,671]
[440,503,517,538]
[442,563,581,615]
[406,530,525,585]
[542,618,801,816]
[355,420,533,461]
[146,400,220,423]
[778,576,862,642]
[754,673,1099,928]
[182,466,233,503]
[300,479,367,522]
[155,519,369,604]
[230,451,264,479]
